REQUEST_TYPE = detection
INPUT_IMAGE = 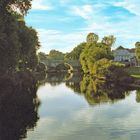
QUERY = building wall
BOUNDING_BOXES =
[113,49,134,62]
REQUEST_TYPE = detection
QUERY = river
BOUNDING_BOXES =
[23,73,140,140]
[1,73,140,140]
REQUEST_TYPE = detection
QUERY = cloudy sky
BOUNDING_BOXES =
[25,0,140,53]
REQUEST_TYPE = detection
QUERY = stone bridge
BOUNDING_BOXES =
[41,60,82,72]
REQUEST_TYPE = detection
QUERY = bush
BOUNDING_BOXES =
[91,58,132,83]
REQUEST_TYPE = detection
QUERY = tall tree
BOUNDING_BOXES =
[0,12,21,73]
[102,35,116,47]
[0,0,40,73]
[0,0,32,15]
[18,20,40,70]
[80,33,114,74]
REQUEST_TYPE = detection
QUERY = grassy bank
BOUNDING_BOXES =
[124,67,140,78]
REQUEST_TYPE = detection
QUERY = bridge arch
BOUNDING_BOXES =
[41,60,81,72]
[64,62,74,73]
[55,63,73,72]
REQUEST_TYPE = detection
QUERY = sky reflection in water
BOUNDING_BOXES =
[26,75,140,140]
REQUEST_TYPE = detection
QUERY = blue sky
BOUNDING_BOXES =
[25,0,140,53]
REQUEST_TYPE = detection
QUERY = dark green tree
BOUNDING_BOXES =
[0,0,39,73]
[18,20,40,70]
[0,12,20,73]
[38,52,47,61]
[64,42,86,60]
[47,50,64,60]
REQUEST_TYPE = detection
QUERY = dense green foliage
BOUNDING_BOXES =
[0,0,40,73]
[36,62,46,73]
[0,0,32,15]
[0,13,20,73]
[64,42,86,60]
[92,59,124,77]
[38,52,48,61]
[101,35,116,47]
[79,33,127,78]
[47,50,64,60]
[18,21,40,70]
[135,42,140,61]
[86,33,99,43]
[124,67,140,76]
[38,42,86,62]
[80,41,113,74]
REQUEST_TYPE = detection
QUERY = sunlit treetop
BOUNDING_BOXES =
[0,0,32,15]
[86,33,99,44]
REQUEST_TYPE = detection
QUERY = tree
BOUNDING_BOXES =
[47,50,64,60]
[38,52,47,61]
[86,33,99,44]
[0,0,32,15]
[64,42,86,60]
[102,35,116,47]
[0,12,21,73]
[135,42,140,60]
[91,58,125,78]
[80,39,113,74]
[18,20,40,70]
[0,0,39,73]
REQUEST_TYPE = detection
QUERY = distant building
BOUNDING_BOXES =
[113,46,137,66]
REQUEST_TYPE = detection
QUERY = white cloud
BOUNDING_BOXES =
[37,29,86,53]
[37,14,140,53]
[32,0,53,10]
[27,90,140,140]
[70,5,94,19]
[27,0,140,53]
[112,0,140,16]
[59,0,69,5]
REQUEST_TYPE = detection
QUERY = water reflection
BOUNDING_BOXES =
[40,72,73,86]
[136,90,140,103]
[65,74,137,105]
[38,72,140,105]
[0,75,40,140]
[28,73,140,140]
[1,73,140,140]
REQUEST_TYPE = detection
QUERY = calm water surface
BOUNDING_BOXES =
[25,74,140,140]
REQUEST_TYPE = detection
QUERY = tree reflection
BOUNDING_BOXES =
[0,74,40,140]
[66,73,83,94]
[136,90,140,103]
[66,75,133,106]
[42,73,73,86]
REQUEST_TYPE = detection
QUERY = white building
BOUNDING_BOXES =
[113,46,137,66]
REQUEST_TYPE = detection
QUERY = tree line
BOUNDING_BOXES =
[0,0,40,74]
[39,32,140,80]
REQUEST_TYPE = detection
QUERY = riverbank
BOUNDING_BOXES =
[124,67,140,77]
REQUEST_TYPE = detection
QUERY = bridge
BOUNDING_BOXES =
[41,60,82,72]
